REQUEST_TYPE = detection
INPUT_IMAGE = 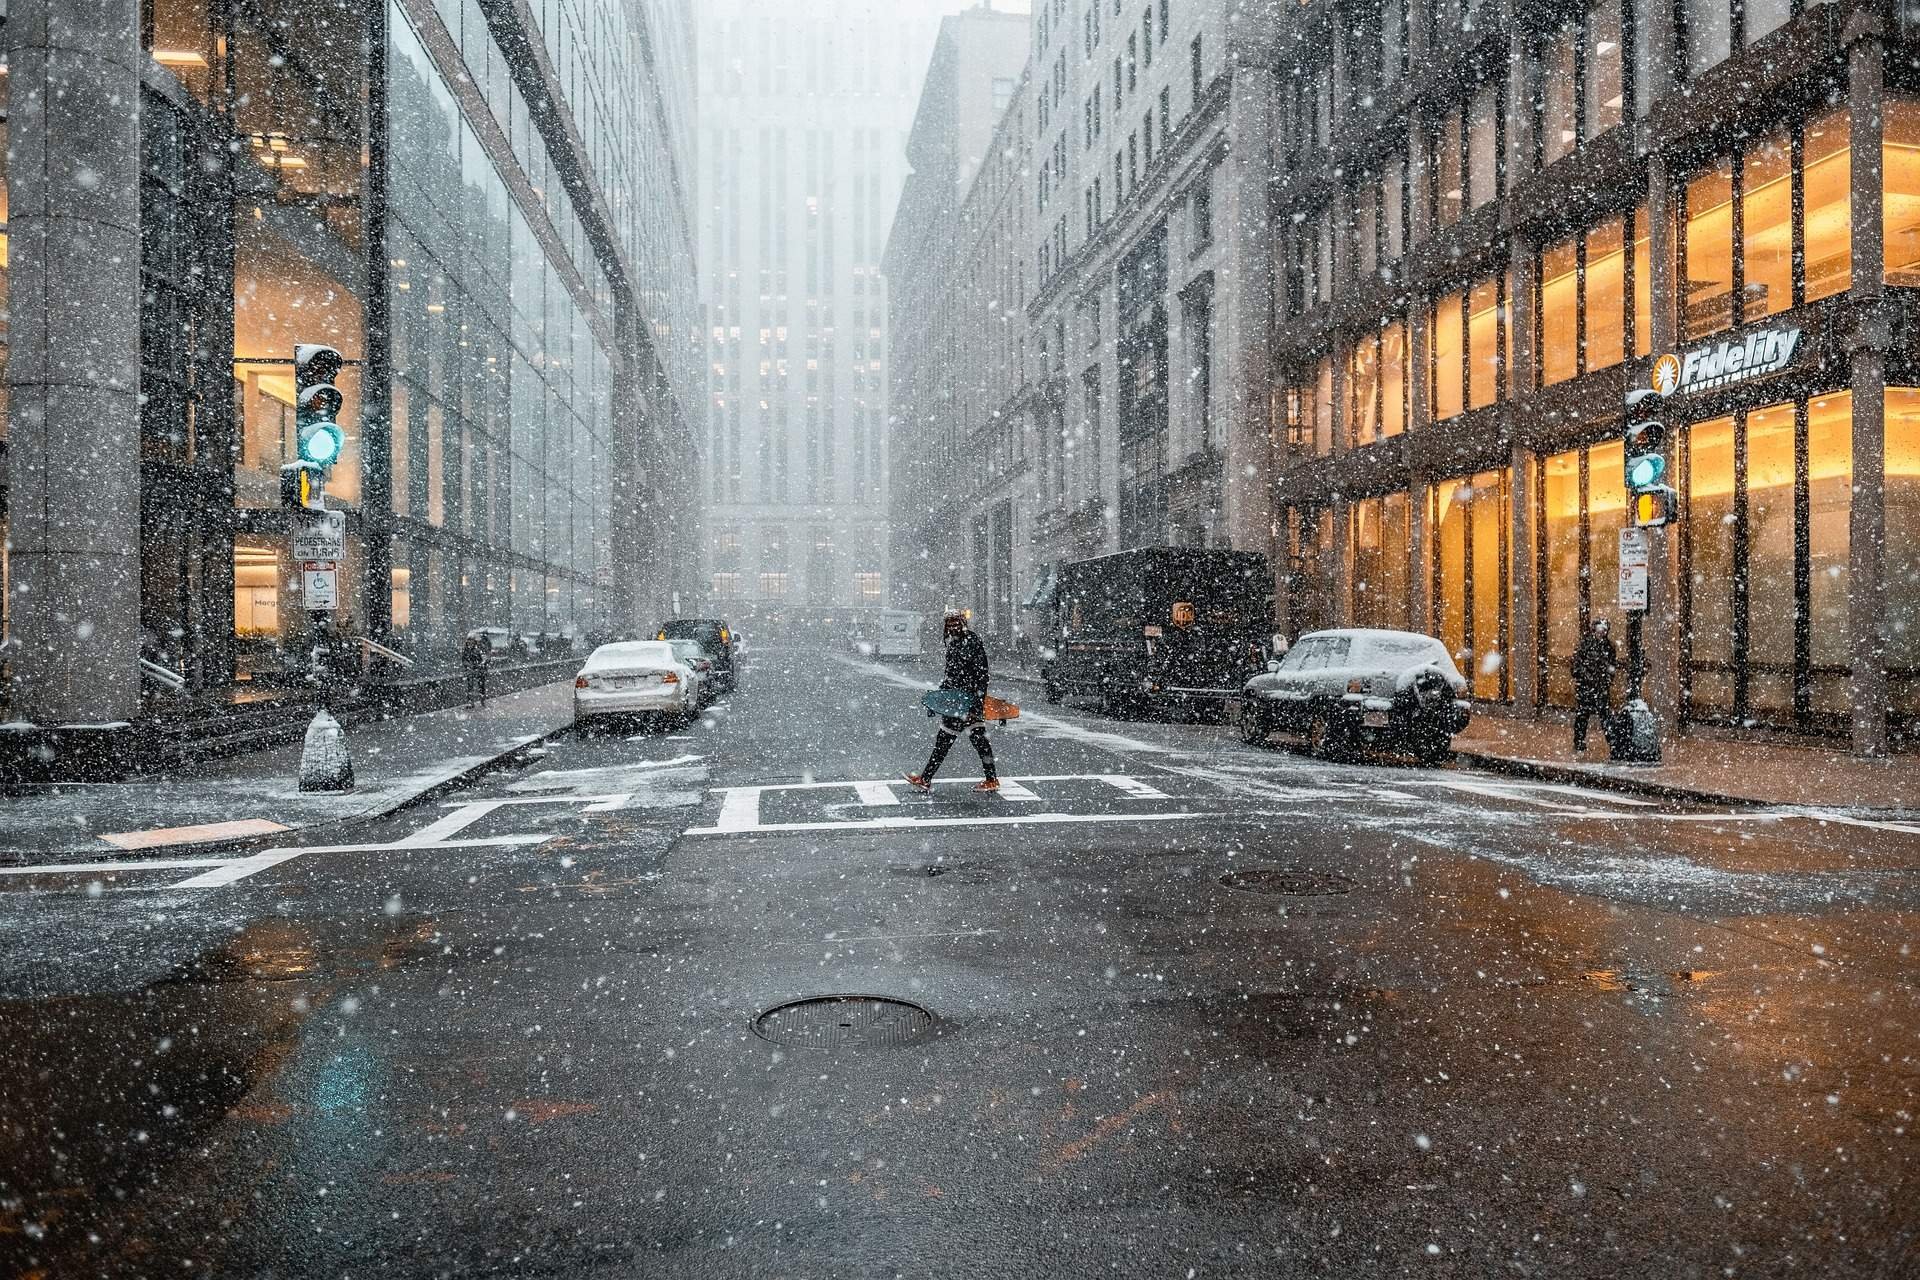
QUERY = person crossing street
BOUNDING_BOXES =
[907,612,999,793]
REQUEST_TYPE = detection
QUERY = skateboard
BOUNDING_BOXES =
[922,690,1021,723]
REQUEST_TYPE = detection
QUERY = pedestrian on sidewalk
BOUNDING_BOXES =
[907,612,1000,793]
[462,632,491,706]
[1570,617,1619,754]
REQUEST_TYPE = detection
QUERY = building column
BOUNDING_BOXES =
[1219,29,1277,557]
[1847,18,1891,757]
[4,0,143,726]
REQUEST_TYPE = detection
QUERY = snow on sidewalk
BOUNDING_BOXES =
[0,681,577,861]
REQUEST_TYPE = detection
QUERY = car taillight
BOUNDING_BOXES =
[661,672,680,684]
[575,676,589,688]
[1348,678,1367,694]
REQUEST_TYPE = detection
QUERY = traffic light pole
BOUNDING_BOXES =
[1615,389,1668,764]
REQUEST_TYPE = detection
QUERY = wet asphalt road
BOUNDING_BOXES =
[0,647,1916,1277]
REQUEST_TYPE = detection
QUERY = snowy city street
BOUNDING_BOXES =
[6,0,1920,1273]
[2,649,1915,1274]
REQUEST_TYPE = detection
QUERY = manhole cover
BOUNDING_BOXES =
[1218,869,1356,896]
[752,995,935,1050]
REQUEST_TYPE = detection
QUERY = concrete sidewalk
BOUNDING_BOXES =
[0,681,576,862]
[1450,714,1920,814]
[969,653,1919,815]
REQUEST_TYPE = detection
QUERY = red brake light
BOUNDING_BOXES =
[575,676,589,688]
[661,671,679,684]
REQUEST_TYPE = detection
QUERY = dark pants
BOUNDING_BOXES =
[465,666,488,703]
[922,716,995,782]
[1573,698,1609,751]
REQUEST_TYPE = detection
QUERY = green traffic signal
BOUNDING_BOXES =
[1628,453,1665,489]
[298,421,344,466]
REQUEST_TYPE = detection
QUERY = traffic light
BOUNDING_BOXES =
[294,342,347,476]
[1624,418,1666,490]
[1623,415,1676,528]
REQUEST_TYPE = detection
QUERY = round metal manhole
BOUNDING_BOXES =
[752,995,935,1050]
[1218,868,1357,897]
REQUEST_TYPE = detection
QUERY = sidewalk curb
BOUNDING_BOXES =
[9,723,573,865]
[1452,749,1773,809]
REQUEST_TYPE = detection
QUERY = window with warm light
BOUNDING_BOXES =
[1885,389,1920,706]
[1539,238,1579,387]
[1467,280,1502,410]
[1884,99,1920,286]
[1685,415,1737,714]
[1542,449,1581,705]
[1349,493,1410,630]
[1429,470,1509,700]
[1431,290,1464,421]
[1683,159,1735,339]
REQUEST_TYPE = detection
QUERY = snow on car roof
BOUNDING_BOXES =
[583,640,677,670]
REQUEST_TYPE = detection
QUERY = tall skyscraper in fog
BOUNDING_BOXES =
[694,1,968,620]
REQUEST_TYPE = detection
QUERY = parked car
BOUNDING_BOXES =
[665,639,717,709]
[1238,628,1470,764]
[656,619,737,691]
[573,640,699,729]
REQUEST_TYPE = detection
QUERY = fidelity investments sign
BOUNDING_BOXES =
[1653,325,1803,397]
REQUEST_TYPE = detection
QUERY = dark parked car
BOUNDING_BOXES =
[656,619,737,692]
[1238,628,1470,764]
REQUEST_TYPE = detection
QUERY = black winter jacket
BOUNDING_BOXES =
[941,630,990,698]
[1571,632,1619,704]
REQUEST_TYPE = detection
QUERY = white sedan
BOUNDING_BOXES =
[573,640,699,728]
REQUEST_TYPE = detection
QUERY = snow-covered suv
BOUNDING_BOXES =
[1238,628,1471,764]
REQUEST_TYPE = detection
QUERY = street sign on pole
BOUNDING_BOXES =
[300,561,339,610]
[292,510,346,562]
[1618,528,1650,611]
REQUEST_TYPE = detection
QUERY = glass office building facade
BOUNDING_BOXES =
[1270,0,1920,752]
[0,0,698,730]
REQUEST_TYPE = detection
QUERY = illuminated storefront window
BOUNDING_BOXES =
[1536,441,1622,708]
[1430,471,1509,701]
[1349,494,1409,630]
[1887,99,1920,286]
[1887,389,1920,715]
[1678,392,1853,728]
[1430,290,1463,420]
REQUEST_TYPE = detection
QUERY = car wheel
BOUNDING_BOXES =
[1238,699,1270,745]
[1306,711,1348,760]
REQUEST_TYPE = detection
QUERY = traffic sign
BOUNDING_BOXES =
[300,561,339,610]
[292,509,346,561]
[1618,528,1649,611]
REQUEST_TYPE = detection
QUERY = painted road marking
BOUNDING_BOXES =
[1416,777,1657,810]
[698,774,1180,834]
[686,811,1202,837]
[853,780,899,806]
[2,795,627,893]
[98,818,290,850]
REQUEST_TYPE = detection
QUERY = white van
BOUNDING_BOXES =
[875,609,923,657]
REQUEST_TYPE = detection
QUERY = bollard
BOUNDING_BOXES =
[299,708,355,792]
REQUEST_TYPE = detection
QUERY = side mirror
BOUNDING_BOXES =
[1266,659,1282,673]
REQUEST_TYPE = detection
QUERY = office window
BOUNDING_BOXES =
[1191,169,1213,246]
[1190,34,1203,106]
[1356,181,1378,278]
[1541,21,1578,166]
[1431,289,1464,421]
[1742,128,1792,317]
[1142,9,1152,66]
[1804,108,1851,302]
[1434,106,1463,227]
[1585,217,1625,372]
[1380,321,1408,438]
[1889,98,1920,285]
[1467,82,1499,209]
[1160,86,1171,144]
[1683,158,1734,340]
[1467,279,1502,409]
[1586,0,1624,139]
[1686,0,1732,77]
[1538,236,1579,386]
[1382,154,1406,259]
